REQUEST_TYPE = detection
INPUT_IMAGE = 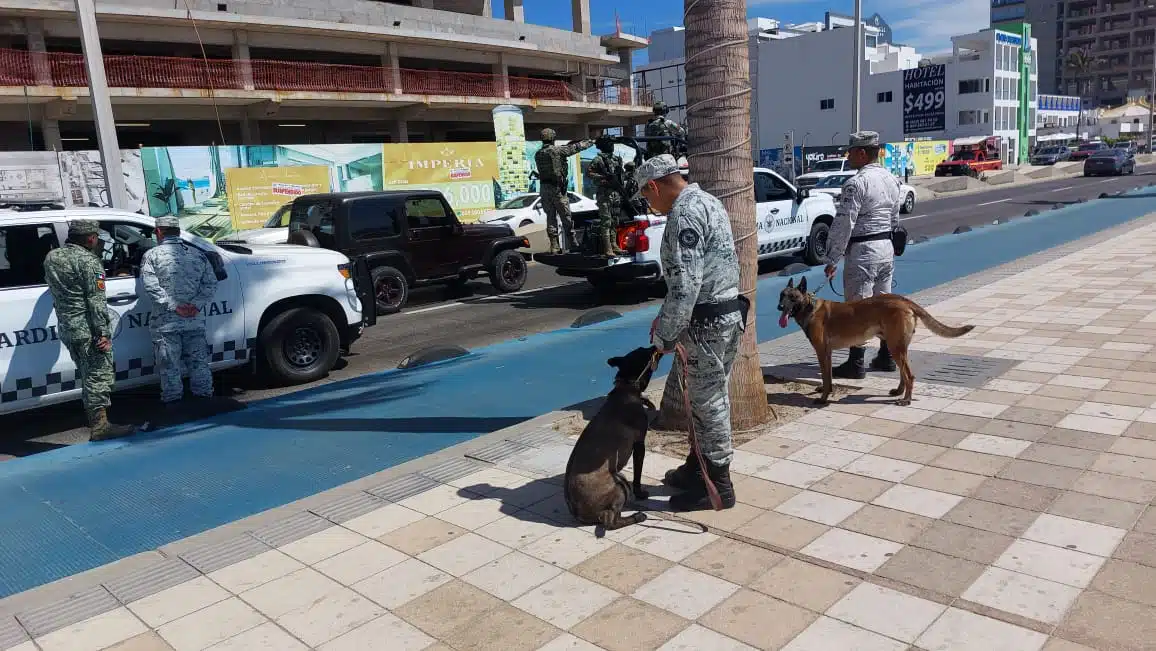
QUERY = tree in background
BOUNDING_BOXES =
[1065,47,1101,138]
[655,0,770,431]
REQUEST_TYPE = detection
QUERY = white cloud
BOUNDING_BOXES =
[881,0,990,52]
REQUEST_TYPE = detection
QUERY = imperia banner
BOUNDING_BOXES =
[381,142,498,219]
[903,65,946,135]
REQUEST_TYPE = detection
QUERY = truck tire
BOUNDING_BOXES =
[802,220,830,266]
[489,249,527,293]
[371,265,409,315]
[260,307,341,385]
[901,192,916,214]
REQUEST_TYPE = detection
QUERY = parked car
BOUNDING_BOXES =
[216,203,291,245]
[1069,142,1109,161]
[795,158,852,189]
[477,192,598,229]
[934,149,1003,177]
[811,172,918,214]
[1030,146,1071,166]
[1083,149,1136,177]
[285,190,531,315]
[0,208,376,415]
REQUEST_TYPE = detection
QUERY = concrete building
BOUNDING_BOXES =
[634,11,902,144]
[1035,92,1085,141]
[0,0,650,151]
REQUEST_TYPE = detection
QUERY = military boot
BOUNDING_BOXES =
[88,408,138,442]
[547,234,563,254]
[669,460,736,512]
[832,346,867,379]
[662,451,701,491]
[564,229,579,253]
[602,230,625,257]
[871,342,897,372]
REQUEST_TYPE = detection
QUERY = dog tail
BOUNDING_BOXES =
[911,302,975,339]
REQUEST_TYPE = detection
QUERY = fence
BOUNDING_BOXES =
[0,48,641,105]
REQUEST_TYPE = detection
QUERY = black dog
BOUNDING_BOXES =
[564,346,659,530]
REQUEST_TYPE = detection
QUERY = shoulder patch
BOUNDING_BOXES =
[678,228,700,248]
[95,270,106,291]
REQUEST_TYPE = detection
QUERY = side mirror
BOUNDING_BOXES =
[796,188,810,202]
[453,223,465,236]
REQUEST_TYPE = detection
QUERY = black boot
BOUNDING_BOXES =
[669,460,736,512]
[662,451,701,491]
[871,342,897,372]
[832,346,867,379]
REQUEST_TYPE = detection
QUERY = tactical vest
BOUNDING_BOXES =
[534,146,565,187]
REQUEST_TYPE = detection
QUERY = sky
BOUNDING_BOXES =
[496,0,990,60]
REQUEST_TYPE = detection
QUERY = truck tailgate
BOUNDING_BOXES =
[533,252,627,270]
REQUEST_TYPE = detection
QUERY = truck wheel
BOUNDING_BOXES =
[802,221,830,266]
[260,307,341,385]
[489,249,527,293]
[901,192,915,214]
[372,265,409,315]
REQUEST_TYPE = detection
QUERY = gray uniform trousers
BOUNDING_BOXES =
[153,330,213,404]
[843,243,895,301]
[682,312,744,466]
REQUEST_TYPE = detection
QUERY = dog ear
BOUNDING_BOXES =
[607,356,622,368]
[787,277,795,289]
[799,276,808,293]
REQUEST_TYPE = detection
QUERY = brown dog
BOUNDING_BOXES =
[777,276,975,406]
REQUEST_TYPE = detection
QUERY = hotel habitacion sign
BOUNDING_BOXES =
[902,65,946,135]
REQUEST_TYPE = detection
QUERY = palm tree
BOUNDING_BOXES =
[1065,47,1101,136]
[655,0,770,431]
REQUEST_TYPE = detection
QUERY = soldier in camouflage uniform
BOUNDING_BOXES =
[636,155,746,512]
[586,135,627,257]
[534,128,594,254]
[141,216,219,407]
[645,101,686,159]
[824,131,902,379]
[43,220,137,441]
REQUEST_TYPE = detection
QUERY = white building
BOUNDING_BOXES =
[1035,94,1083,144]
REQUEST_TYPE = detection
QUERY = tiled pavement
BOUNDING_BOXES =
[8,219,1156,650]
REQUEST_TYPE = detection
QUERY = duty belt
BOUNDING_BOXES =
[848,231,893,244]
[691,296,750,324]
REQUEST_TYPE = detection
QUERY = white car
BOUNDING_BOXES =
[478,192,598,229]
[810,172,918,214]
[217,203,291,245]
[535,167,838,288]
[794,158,853,189]
[0,208,374,416]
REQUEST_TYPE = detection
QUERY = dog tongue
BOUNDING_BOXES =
[778,313,789,328]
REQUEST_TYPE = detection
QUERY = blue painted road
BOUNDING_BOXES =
[2,186,1155,597]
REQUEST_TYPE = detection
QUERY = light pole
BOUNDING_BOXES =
[800,131,811,172]
[831,131,841,145]
[74,0,125,209]
[851,0,862,133]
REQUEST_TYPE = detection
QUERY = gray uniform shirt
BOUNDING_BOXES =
[653,184,741,346]
[140,236,218,333]
[824,163,901,266]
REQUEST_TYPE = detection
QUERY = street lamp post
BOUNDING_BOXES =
[852,0,862,133]
[74,0,126,210]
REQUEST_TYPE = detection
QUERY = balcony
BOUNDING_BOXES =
[0,48,648,107]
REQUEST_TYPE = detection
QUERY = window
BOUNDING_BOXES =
[347,197,402,240]
[498,194,537,210]
[0,224,58,288]
[959,79,985,94]
[567,193,583,204]
[820,98,835,110]
[754,172,793,202]
[95,222,156,278]
[959,110,979,125]
[876,91,893,103]
[263,204,292,229]
[405,197,454,228]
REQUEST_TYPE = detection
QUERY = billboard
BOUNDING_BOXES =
[882,140,952,177]
[224,165,331,231]
[903,65,947,134]
[381,142,497,219]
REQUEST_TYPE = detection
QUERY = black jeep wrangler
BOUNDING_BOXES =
[285,190,531,315]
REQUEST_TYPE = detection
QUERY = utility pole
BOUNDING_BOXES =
[75,0,126,209]
[851,0,862,133]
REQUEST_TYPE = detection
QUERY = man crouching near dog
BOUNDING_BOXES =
[823,130,902,379]
[635,154,747,512]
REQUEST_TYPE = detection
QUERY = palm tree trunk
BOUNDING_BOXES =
[656,0,769,432]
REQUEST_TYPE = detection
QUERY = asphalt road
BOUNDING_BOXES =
[5,165,1154,456]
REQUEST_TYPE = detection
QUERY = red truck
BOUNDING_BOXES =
[935,136,1004,177]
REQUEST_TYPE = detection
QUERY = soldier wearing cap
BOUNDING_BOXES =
[645,101,687,159]
[824,130,902,378]
[635,154,747,512]
[43,220,138,440]
[586,134,627,257]
[534,128,594,254]
[140,216,218,409]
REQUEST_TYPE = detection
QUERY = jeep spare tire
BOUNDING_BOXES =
[260,307,340,385]
[489,249,527,293]
[372,265,409,315]
[287,229,320,248]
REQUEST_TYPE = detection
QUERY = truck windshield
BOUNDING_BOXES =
[815,174,853,188]
[499,195,538,209]
[289,199,336,236]
[809,159,845,172]
[264,204,291,228]
[951,151,977,161]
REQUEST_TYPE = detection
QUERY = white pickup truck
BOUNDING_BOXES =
[534,167,837,290]
[0,208,375,416]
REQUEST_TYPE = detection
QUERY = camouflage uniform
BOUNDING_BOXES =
[535,128,593,253]
[825,131,902,376]
[140,217,218,404]
[645,101,686,159]
[586,138,627,256]
[44,220,136,440]
[638,155,744,512]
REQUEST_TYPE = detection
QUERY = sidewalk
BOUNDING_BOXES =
[5,217,1156,650]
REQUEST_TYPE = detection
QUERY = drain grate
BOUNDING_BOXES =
[766,351,1017,390]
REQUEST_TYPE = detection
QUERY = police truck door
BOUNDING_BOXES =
[753,172,800,254]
